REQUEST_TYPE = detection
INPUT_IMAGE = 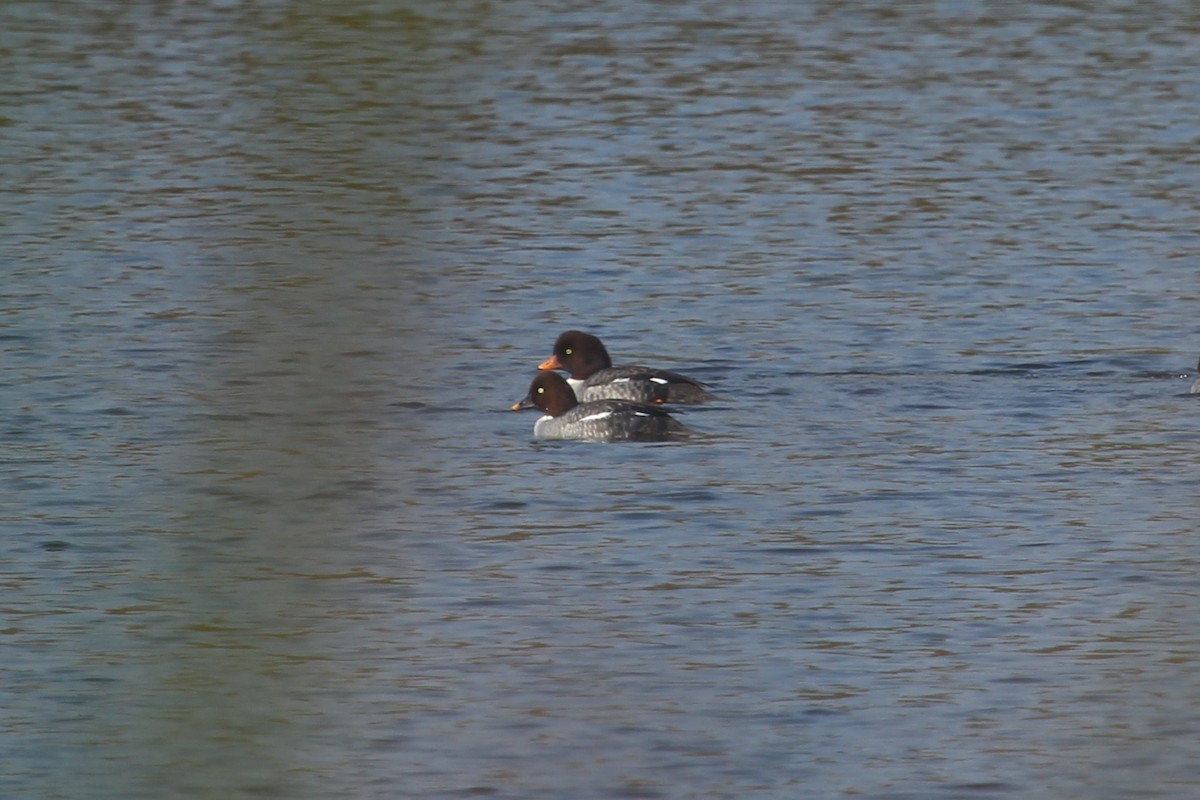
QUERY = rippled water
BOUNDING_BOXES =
[4,2,1199,798]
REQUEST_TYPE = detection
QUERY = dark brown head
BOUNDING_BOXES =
[511,371,579,417]
[537,330,613,380]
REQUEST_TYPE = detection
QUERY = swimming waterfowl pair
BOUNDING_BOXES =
[512,330,715,442]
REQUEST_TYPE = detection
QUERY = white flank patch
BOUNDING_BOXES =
[649,377,668,385]
[577,410,615,424]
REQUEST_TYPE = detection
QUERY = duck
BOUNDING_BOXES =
[511,371,689,442]
[537,330,715,404]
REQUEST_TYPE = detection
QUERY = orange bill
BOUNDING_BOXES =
[538,355,563,371]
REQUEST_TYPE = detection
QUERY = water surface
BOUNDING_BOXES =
[3,2,1199,798]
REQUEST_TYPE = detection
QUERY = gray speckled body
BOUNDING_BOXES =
[569,367,715,404]
[532,398,687,441]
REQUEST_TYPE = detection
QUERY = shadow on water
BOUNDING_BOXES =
[2,3,484,798]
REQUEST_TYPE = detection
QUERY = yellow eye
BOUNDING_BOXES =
[537,387,545,395]
[564,348,573,356]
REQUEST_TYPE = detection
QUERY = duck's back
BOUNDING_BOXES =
[534,398,686,441]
